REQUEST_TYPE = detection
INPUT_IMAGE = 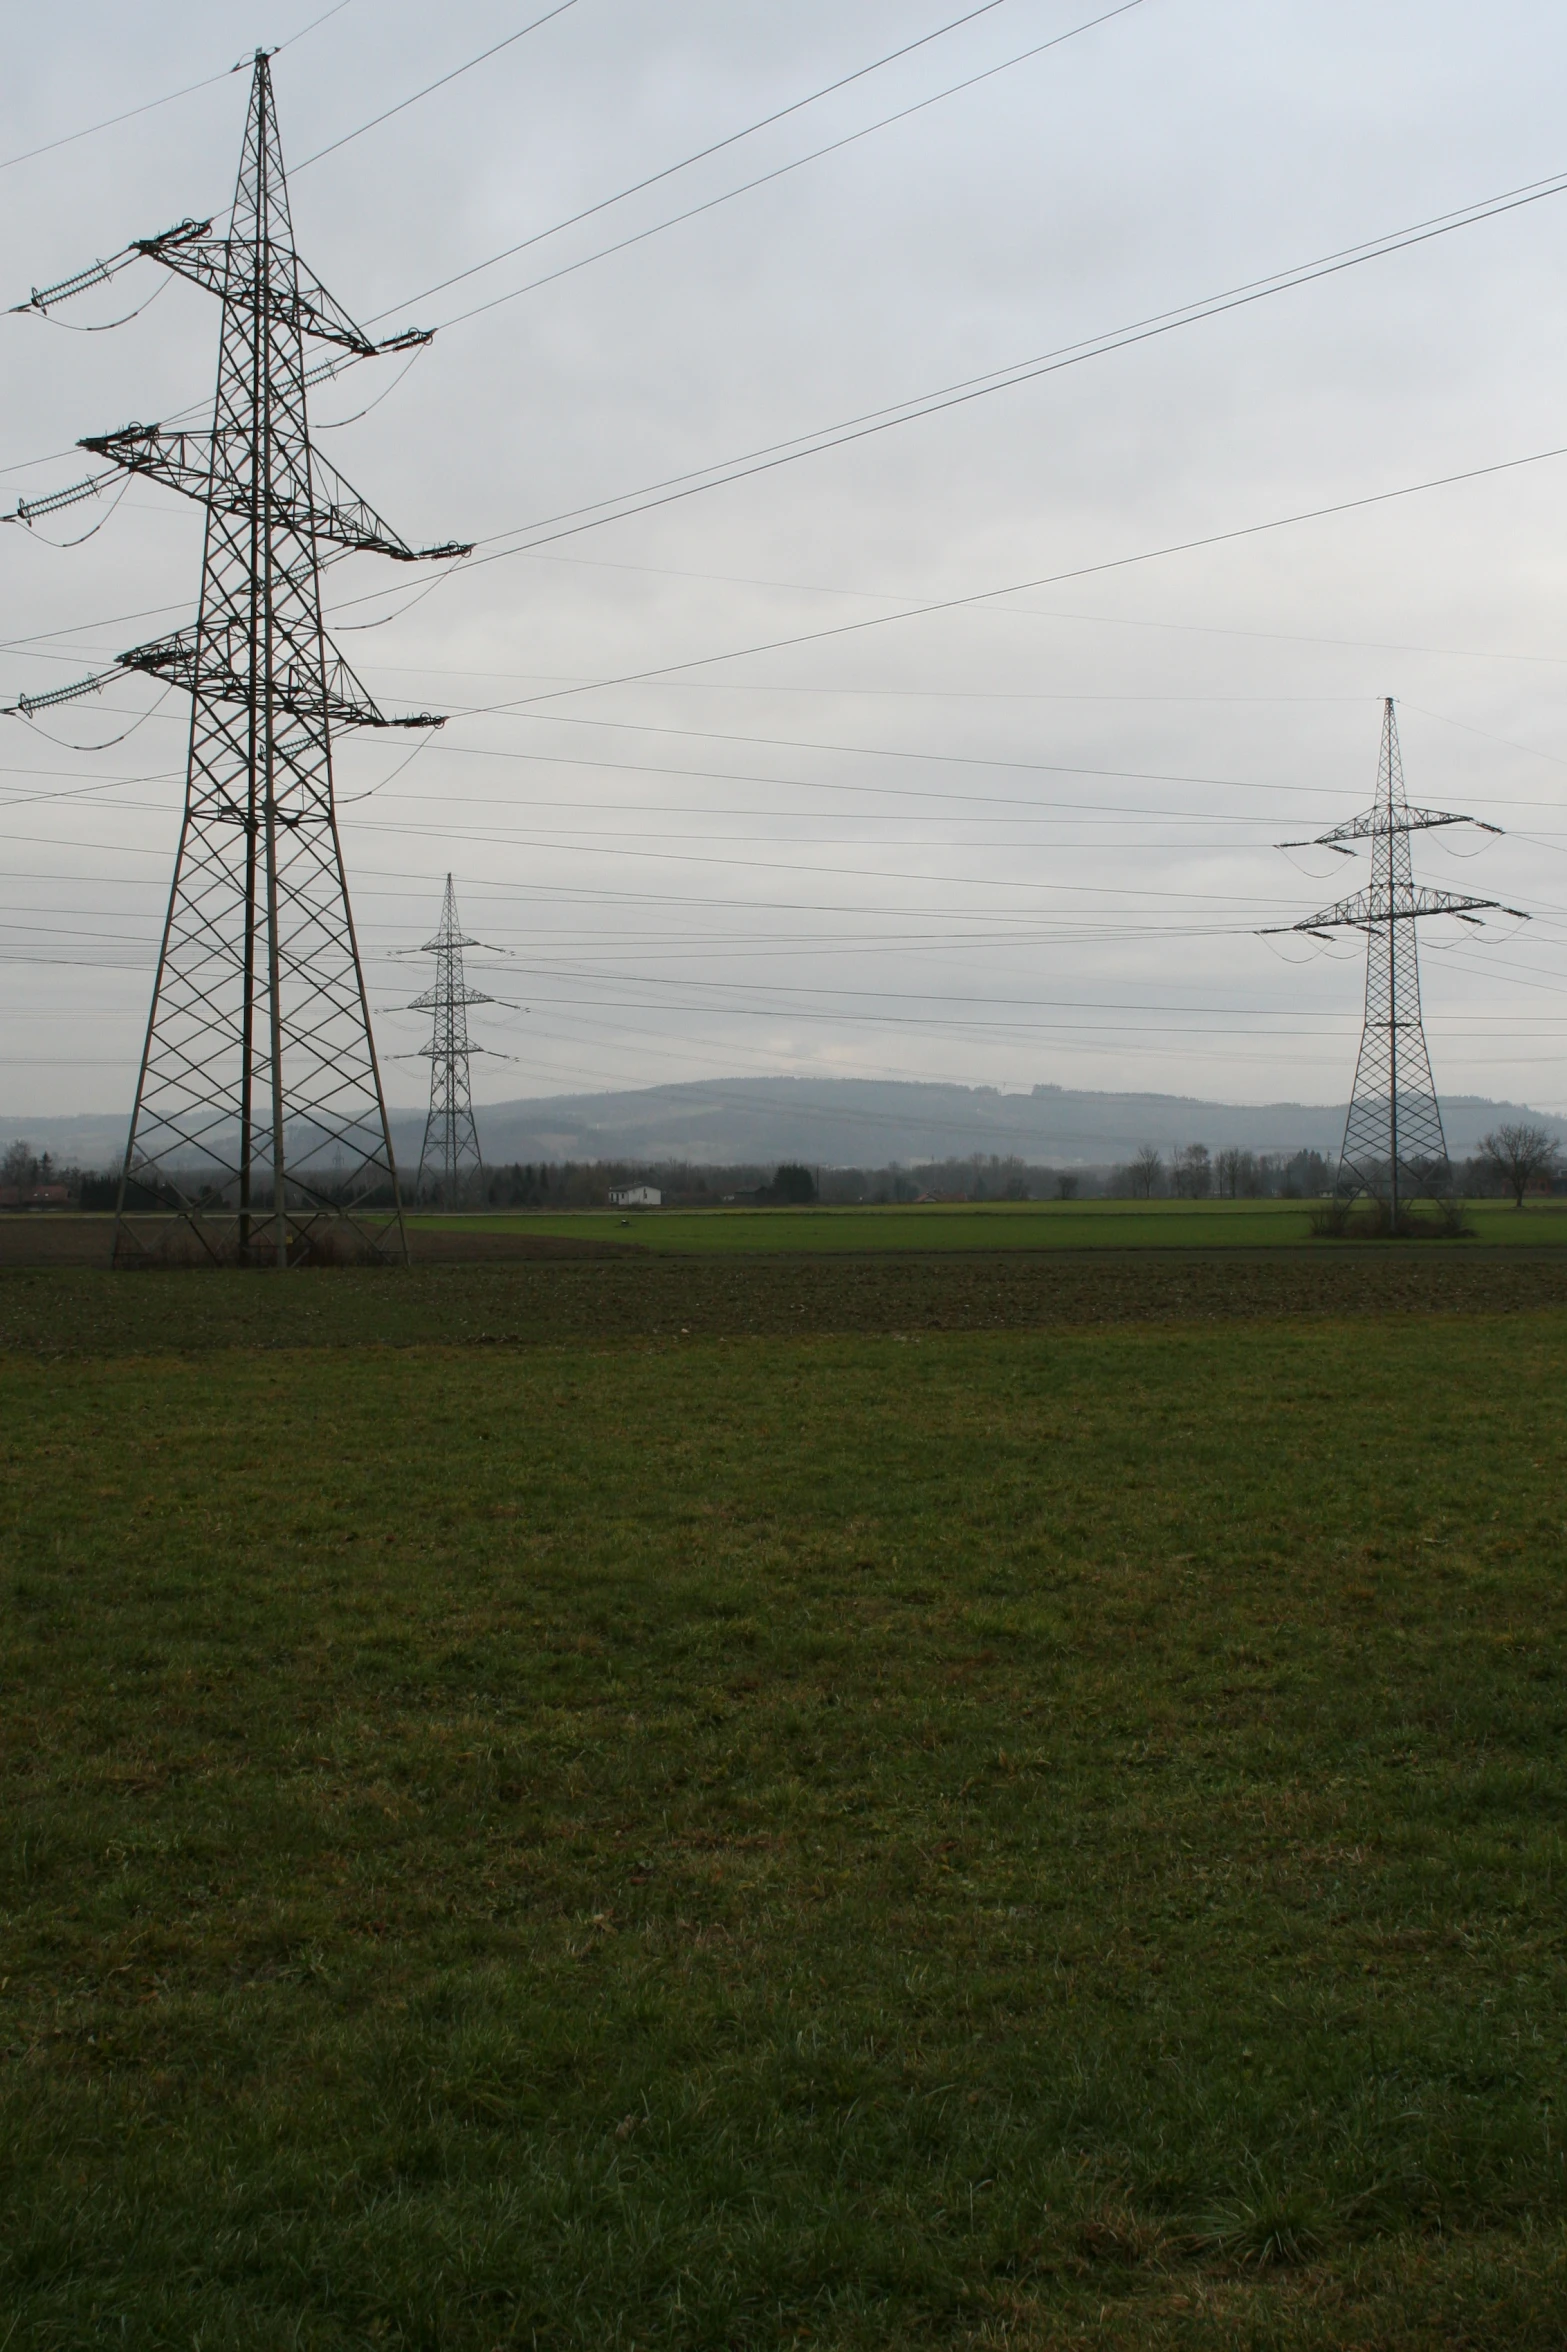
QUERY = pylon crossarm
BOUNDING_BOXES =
[9,219,210,316]
[78,425,471,564]
[1260,884,1507,935]
[299,332,434,406]
[131,229,399,359]
[1282,805,1500,849]
[1259,892,1373,933]
[280,259,429,356]
[113,629,447,734]
[1397,886,1509,918]
[317,648,441,731]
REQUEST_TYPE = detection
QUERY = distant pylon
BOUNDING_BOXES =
[1263,698,1526,1221]
[1,51,470,1266]
[412,875,492,1207]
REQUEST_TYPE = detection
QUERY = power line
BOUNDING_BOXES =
[15,584,1567,694]
[10,135,1567,595]
[371,0,1037,317]
[8,683,1567,828]
[292,2,582,175]
[445,164,1567,569]
[338,812,1325,908]
[0,2,1144,549]
[0,1,1095,478]
[419,709,1356,804]
[215,159,1567,666]
[0,70,238,178]
[454,441,1567,719]
[0,0,357,176]
[0,6,583,472]
[420,2,1148,332]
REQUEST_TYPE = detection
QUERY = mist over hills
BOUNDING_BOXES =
[5,1078,1563,1178]
[427,1078,1564,1170]
[414,1078,1347,1169]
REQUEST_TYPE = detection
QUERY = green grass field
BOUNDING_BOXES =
[4,1258,1567,2347]
[414,1196,1567,1252]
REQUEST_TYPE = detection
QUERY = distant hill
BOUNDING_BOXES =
[0,1111,135,1170]
[5,1077,1562,1174]
[388,1075,1567,1170]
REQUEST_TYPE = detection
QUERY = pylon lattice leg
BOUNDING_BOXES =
[110,57,422,1268]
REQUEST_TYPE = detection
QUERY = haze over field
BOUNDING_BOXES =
[2,2,1565,1122]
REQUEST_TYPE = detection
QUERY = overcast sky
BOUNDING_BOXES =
[4,0,1567,1130]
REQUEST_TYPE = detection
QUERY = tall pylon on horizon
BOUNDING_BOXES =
[1264,698,1523,1223]
[412,875,492,1208]
[2,51,470,1266]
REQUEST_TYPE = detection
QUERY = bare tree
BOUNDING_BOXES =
[1215,1146,1242,1199]
[1481,1123,1559,1209]
[1129,1145,1163,1199]
[1054,1171,1079,1200]
[1173,1143,1212,1199]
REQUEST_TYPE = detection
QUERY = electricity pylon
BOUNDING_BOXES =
[1263,698,1524,1222]
[411,874,492,1206]
[3,50,470,1266]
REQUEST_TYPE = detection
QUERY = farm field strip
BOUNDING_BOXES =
[5,1245,1567,1356]
[411,1199,1567,1253]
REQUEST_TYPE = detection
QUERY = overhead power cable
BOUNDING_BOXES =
[243,155,1567,658]
[1,5,580,374]
[374,0,1138,320]
[0,0,357,176]
[429,2,1147,331]
[10,572,1567,690]
[10,416,1567,808]
[292,1,582,175]
[461,440,1567,718]
[450,161,1567,568]
[0,69,238,178]
[4,115,1561,564]
[0,0,1132,473]
[380,718,1567,819]
[17,668,1567,818]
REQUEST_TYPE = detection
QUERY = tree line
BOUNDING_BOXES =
[1118,1124,1561,1205]
[2,1126,1560,1211]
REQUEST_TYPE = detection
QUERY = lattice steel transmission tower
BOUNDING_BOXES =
[1264,698,1524,1221]
[411,874,492,1206]
[3,50,469,1266]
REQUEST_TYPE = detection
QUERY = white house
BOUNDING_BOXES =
[609,1185,661,1208]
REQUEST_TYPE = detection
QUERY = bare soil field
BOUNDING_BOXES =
[0,1215,639,1271]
